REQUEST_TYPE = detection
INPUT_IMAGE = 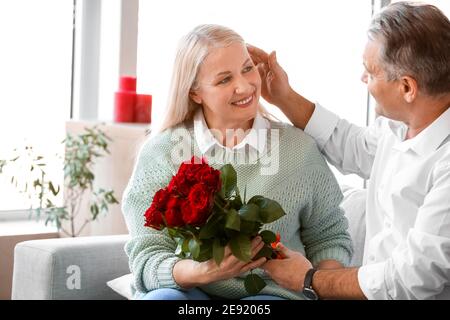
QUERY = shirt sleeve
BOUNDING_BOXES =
[358,162,450,300]
[304,103,380,179]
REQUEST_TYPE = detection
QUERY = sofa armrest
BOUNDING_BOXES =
[12,234,130,300]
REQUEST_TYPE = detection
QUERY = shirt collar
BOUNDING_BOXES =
[389,107,450,156]
[193,108,269,154]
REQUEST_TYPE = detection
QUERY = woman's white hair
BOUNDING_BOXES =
[157,24,274,134]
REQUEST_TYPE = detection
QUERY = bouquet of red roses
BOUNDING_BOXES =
[144,156,285,295]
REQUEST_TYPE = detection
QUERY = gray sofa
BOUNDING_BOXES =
[12,234,130,300]
[11,187,366,300]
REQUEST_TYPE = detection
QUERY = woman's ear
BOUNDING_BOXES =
[400,76,418,103]
[189,90,202,104]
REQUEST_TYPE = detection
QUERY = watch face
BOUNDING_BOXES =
[303,287,318,300]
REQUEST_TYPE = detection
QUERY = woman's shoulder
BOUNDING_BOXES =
[268,120,319,153]
[139,123,192,162]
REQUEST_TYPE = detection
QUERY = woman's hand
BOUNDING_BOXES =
[173,236,266,288]
[198,236,267,284]
[247,44,292,108]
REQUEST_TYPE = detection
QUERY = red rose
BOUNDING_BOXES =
[144,188,170,230]
[165,196,185,227]
[182,183,213,225]
[188,183,212,211]
[199,166,221,192]
[152,188,170,210]
[168,173,191,196]
[144,207,164,230]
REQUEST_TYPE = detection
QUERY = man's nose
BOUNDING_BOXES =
[361,70,368,84]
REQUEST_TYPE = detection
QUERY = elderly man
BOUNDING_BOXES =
[249,2,450,300]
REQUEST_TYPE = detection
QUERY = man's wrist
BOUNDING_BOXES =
[278,89,315,130]
[302,268,319,300]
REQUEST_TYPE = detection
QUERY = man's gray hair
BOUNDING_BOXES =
[368,2,450,96]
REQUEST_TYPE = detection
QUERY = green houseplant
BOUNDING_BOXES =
[0,126,119,237]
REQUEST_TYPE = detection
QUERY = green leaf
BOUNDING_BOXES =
[248,196,285,223]
[230,194,243,210]
[253,245,274,260]
[239,220,261,237]
[189,238,200,259]
[199,212,223,239]
[196,240,213,262]
[182,238,190,253]
[244,274,266,295]
[225,209,240,231]
[48,182,60,196]
[229,234,251,262]
[90,203,99,219]
[220,164,237,198]
[239,203,260,222]
[167,228,177,238]
[259,230,277,244]
[213,238,225,266]
[175,239,183,255]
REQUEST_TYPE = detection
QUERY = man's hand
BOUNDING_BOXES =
[246,44,292,107]
[261,242,313,292]
[247,44,315,130]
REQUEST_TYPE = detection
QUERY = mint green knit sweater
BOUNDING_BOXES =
[122,120,353,300]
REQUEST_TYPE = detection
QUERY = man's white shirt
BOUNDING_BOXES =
[305,103,450,300]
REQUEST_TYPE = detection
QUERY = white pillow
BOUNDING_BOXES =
[107,273,133,300]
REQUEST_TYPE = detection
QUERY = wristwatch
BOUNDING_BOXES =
[302,268,319,300]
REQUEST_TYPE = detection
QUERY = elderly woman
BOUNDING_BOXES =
[122,24,353,300]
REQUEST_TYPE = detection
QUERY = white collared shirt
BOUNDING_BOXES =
[305,103,450,300]
[193,108,269,157]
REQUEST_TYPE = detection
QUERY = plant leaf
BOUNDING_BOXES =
[189,238,200,259]
[244,274,266,295]
[239,203,260,222]
[225,209,240,231]
[196,240,213,262]
[248,196,285,223]
[259,230,277,244]
[213,238,225,266]
[229,234,251,262]
[199,212,223,239]
[253,245,274,260]
[90,203,99,219]
[220,164,237,198]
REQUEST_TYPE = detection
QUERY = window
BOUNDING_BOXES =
[0,0,73,212]
[137,0,372,188]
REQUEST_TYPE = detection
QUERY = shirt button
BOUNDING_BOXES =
[369,255,375,262]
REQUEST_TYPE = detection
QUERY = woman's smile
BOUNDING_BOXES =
[231,93,254,108]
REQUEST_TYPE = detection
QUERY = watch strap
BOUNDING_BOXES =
[304,267,318,290]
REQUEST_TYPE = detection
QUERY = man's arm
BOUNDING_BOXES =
[313,268,366,300]
[262,243,366,299]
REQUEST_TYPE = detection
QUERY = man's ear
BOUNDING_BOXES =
[189,90,202,104]
[400,76,418,103]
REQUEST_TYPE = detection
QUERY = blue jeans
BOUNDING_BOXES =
[137,288,286,300]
